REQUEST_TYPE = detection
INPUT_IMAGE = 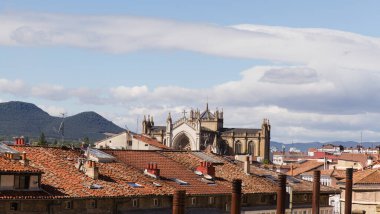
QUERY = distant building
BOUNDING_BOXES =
[272,151,307,165]
[94,131,170,150]
[142,103,271,162]
[339,169,380,214]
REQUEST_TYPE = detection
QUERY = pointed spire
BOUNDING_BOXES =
[167,112,172,122]
[206,102,209,111]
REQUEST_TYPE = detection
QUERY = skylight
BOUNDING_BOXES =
[128,182,143,188]
[171,178,189,186]
[89,184,103,189]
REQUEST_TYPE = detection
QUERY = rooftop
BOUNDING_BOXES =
[287,160,325,176]
[5,146,174,199]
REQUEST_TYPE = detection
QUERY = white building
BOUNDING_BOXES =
[95,131,169,150]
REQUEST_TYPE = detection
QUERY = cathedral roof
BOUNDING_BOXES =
[199,103,215,120]
[221,128,261,135]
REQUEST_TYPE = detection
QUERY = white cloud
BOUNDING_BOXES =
[2,13,380,142]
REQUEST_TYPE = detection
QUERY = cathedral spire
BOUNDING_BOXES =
[206,102,209,111]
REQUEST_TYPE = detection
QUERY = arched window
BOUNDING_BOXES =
[247,141,254,155]
[235,141,241,154]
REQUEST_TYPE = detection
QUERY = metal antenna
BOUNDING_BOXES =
[59,113,65,145]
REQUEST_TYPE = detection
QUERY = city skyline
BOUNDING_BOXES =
[1,1,380,143]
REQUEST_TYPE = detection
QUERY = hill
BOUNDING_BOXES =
[0,101,124,141]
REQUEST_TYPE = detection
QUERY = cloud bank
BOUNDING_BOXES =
[1,13,380,142]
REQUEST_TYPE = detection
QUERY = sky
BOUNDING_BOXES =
[1,1,380,143]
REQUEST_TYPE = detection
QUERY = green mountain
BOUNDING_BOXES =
[0,101,124,141]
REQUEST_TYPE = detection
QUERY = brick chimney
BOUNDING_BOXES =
[85,160,99,180]
[244,156,250,175]
[172,190,186,214]
[14,137,25,146]
[20,152,29,166]
[196,161,215,178]
[145,162,160,178]
[231,179,242,214]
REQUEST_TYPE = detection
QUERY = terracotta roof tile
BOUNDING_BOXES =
[107,150,231,195]
[4,146,174,199]
[250,165,339,194]
[0,156,42,174]
[161,151,277,194]
[287,160,324,176]
[134,135,170,150]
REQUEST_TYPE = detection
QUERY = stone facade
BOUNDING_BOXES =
[142,104,271,161]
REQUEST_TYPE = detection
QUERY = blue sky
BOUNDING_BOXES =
[1,1,380,143]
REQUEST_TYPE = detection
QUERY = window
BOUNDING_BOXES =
[14,175,30,190]
[64,201,73,209]
[10,202,18,211]
[235,141,242,154]
[132,199,139,207]
[128,141,132,146]
[191,197,196,205]
[153,198,159,207]
[208,197,215,205]
[88,200,97,209]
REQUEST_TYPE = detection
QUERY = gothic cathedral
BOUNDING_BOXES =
[142,104,271,161]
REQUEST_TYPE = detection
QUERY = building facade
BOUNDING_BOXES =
[142,104,271,161]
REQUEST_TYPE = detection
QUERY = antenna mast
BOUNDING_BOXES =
[59,113,65,145]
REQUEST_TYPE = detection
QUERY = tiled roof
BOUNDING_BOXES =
[341,169,380,185]
[107,150,231,195]
[5,146,174,199]
[250,165,339,194]
[338,153,372,167]
[160,151,277,194]
[134,135,170,150]
[287,160,324,176]
[0,155,42,174]
[302,168,346,179]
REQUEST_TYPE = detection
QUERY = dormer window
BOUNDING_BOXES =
[14,175,30,189]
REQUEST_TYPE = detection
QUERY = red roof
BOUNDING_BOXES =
[0,155,42,174]
[5,146,174,199]
[134,135,170,150]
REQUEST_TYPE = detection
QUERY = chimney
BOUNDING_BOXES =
[244,156,250,175]
[85,160,99,180]
[312,170,320,214]
[345,168,353,214]
[290,164,294,176]
[276,174,286,214]
[196,161,215,178]
[20,152,29,166]
[231,179,242,214]
[172,190,186,214]
[145,162,160,178]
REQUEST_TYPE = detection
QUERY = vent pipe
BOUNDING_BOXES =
[172,190,186,214]
[276,174,286,214]
[231,179,242,214]
[345,168,353,214]
[312,170,320,214]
